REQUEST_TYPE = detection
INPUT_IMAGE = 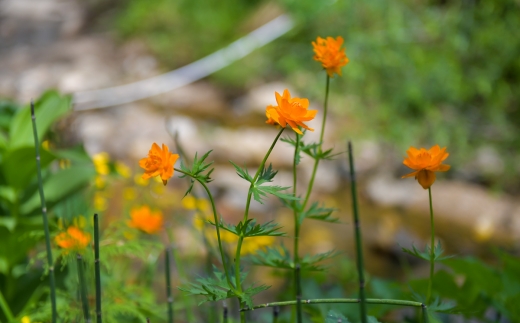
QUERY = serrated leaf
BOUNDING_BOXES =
[249,245,293,270]
[178,265,236,305]
[179,150,214,196]
[252,185,298,204]
[241,284,270,309]
[229,160,253,182]
[256,163,277,185]
[300,202,338,224]
[207,218,285,238]
[300,249,338,271]
[402,242,454,262]
[249,246,337,272]
[325,310,350,323]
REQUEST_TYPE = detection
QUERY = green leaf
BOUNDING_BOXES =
[19,165,95,215]
[255,163,277,185]
[207,218,285,238]
[249,245,337,271]
[229,160,253,182]
[179,266,234,305]
[9,91,71,149]
[2,146,56,190]
[249,245,293,269]
[0,186,16,204]
[241,284,270,309]
[251,185,298,204]
[0,217,16,231]
[179,150,214,197]
[300,201,338,224]
[401,242,453,262]
[325,310,350,323]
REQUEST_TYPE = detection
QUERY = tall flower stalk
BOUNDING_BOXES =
[235,127,285,322]
[348,142,367,323]
[402,145,450,304]
[30,101,57,323]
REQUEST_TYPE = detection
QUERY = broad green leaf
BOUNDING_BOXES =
[2,146,56,190]
[0,186,16,204]
[0,217,16,231]
[19,165,95,215]
[9,91,71,149]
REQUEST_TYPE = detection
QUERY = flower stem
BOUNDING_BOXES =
[174,168,235,291]
[273,306,280,323]
[426,187,435,305]
[240,298,425,311]
[292,132,302,323]
[0,290,14,322]
[348,142,368,323]
[223,302,228,323]
[30,101,57,323]
[77,254,91,323]
[301,74,330,209]
[422,303,430,323]
[234,127,285,321]
[295,265,303,323]
[94,214,102,323]
[165,246,174,323]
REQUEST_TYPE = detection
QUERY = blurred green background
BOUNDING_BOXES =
[98,0,520,192]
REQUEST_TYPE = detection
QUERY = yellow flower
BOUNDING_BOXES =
[402,145,450,189]
[241,236,275,255]
[139,143,179,185]
[128,206,164,234]
[134,174,149,186]
[21,316,31,323]
[115,161,131,178]
[93,152,110,175]
[93,192,108,211]
[312,36,349,77]
[55,226,91,251]
[265,89,317,135]
[123,187,137,200]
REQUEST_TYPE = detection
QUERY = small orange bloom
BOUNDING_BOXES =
[312,36,349,77]
[139,143,179,185]
[402,145,450,189]
[265,89,317,135]
[128,206,163,234]
[55,226,91,251]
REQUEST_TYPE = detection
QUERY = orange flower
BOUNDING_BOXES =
[402,145,450,189]
[265,89,317,135]
[139,143,179,185]
[312,36,349,77]
[55,226,91,251]
[128,205,163,234]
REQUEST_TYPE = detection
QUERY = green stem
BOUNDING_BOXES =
[273,306,280,323]
[348,142,367,323]
[301,75,330,209]
[234,127,285,321]
[241,298,425,311]
[77,254,91,323]
[94,214,102,323]
[426,187,435,304]
[295,265,302,323]
[0,290,14,322]
[174,168,235,291]
[292,132,302,323]
[165,246,174,323]
[422,304,429,323]
[30,101,57,323]
[223,302,228,323]
[171,137,210,322]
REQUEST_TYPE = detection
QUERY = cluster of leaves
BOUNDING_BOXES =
[0,91,96,322]
[179,150,214,197]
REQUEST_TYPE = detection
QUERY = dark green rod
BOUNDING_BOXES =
[348,141,368,323]
[31,100,57,323]
[77,254,91,322]
[94,214,102,323]
[165,246,174,323]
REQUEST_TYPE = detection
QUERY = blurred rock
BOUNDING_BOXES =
[365,174,520,244]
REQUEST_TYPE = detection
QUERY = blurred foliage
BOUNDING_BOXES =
[113,0,520,192]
